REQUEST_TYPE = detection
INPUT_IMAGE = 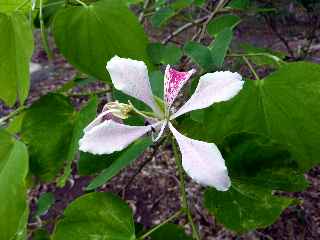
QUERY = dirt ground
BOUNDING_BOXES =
[1,2,320,239]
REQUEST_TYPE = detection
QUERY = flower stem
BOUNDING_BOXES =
[138,209,182,239]
[242,56,260,81]
[172,138,201,240]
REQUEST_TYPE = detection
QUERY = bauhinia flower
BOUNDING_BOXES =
[79,56,244,191]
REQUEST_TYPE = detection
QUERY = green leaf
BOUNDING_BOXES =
[202,132,307,232]
[151,7,175,28]
[204,185,296,233]
[35,192,55,217]
[57,96,98,186]
[194,0,205,6]
[21,94,75,182]
[170,0,193,10]
[52,0,150,82]
[227,0,250,9]
[209,28,233,69]
[0,129,28,240]
[0,0,31,13]
[13,208,29,240]
[150,70,164,98]
[32,229,50,240]
[6,111,25,134]
[150,223,192,240]
[184,41,214,71]
[207,14,241,37]
[221,133,308,192]
[0,12,34,106]
[147,43,182,65]
[182,62,320,172]
[86,137,152,190]
[78,152,116,176]
[52,192,135,240]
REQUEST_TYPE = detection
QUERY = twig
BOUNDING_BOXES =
[120,138,165,197]
[263,15,295,58]
[162,15,209,44]
[139,0,150,23]
[0,106,26,126]
[172,138,201,240]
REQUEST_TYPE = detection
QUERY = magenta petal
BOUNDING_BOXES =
[164,65,195,108]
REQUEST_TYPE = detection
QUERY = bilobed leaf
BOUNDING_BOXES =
[151,7,175,27]
[86,137,152,190]
[182,62,320,171]
[184,41,214,71]
[203,133,307,232]
[21,94,75,182]
[52,192,135,240]
[52,0,150,82]
[209,28,233,68]
[150,223,192,240]
[0,130,28,240]
[181,62,320,232]
[0,12,33,106]
[207,14,241,37]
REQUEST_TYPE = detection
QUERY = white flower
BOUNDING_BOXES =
[79,56,244,191]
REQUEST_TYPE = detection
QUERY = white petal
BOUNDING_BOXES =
[169,122,230,191]
[79,120,151,155]
[83,111,110,133]
[83,109,123,133]
[106,56,160,114]
[170,71,243,119]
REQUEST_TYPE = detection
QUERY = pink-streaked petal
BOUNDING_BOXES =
[169,122,231,191]
[106,56,160,115]
[164,65,195,108]
[170,71,243,119]
[79,120,151,155]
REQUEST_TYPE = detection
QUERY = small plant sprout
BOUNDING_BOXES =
[79,56,244,191]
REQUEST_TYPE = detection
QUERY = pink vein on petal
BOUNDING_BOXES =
[164,66,195,108]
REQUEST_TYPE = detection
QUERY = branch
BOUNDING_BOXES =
[162,15,209,44]
[197,0,228,42]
